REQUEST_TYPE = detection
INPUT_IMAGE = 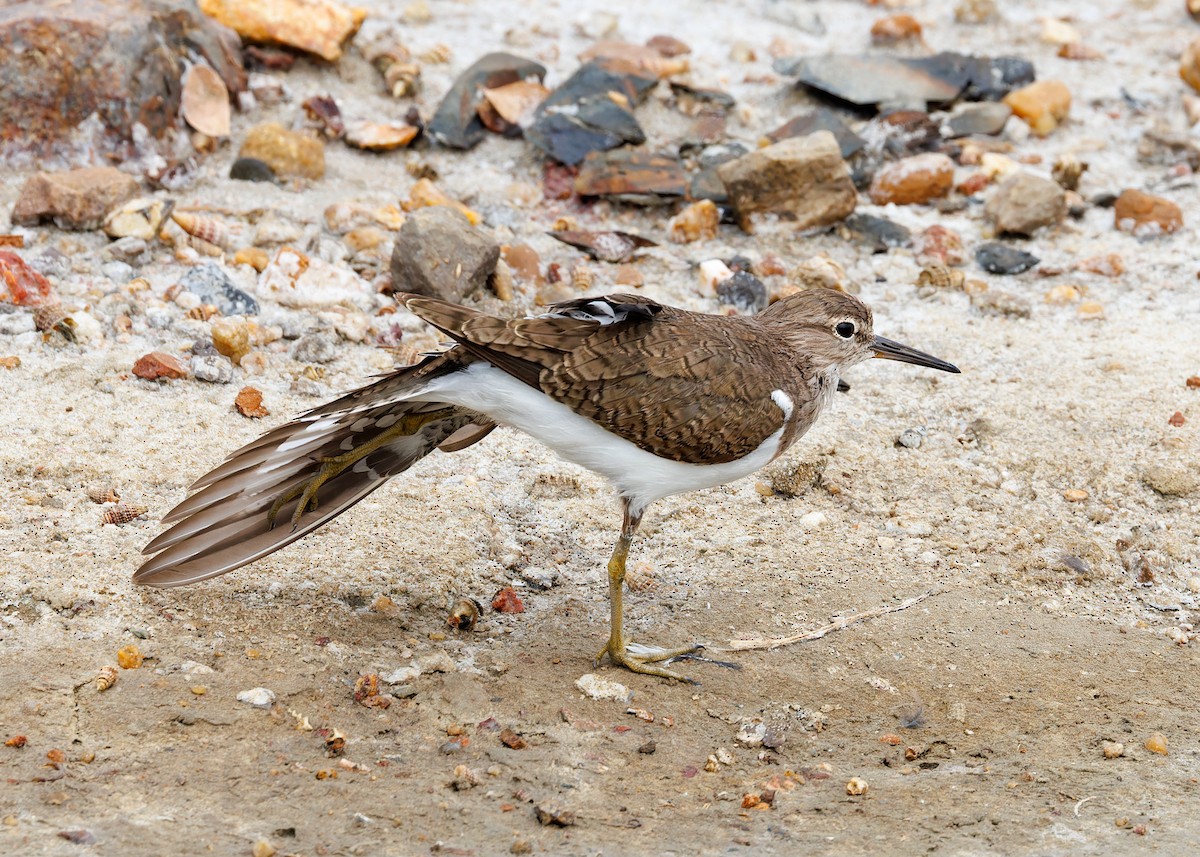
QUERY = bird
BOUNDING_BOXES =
[135,288,960,682]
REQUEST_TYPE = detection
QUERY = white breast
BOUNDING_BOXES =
[416,363,787,514]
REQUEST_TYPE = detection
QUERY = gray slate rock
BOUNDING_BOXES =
[180,264,258,316]
[716,271,768,315]
[190,354,234,384]
[390,207,499,303]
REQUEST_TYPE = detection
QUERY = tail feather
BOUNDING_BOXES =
[134,353,493,587]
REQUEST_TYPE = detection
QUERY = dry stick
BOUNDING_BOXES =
[719,589,938,652]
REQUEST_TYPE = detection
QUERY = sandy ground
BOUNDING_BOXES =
[2,0,1200,854]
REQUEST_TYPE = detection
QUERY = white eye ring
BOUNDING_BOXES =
[834,321,856,339]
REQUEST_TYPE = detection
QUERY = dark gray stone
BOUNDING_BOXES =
[179,264,258,316]
[390,208,499,303]
[716,271,768,315]
[975,242,1039,275]
[839,213,912,252]
[428,52,546,150]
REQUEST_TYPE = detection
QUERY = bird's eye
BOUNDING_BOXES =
[834,321,856,339]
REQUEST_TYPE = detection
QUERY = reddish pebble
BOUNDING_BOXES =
[914,224,966,266]
[502,244,542,283]
[956,173,991,197]
[491,587,525,613]
[1186,376,1200,389]
[133,351,187,381]
[0,250,55,306]
[682,765,699,778]
[1168,411,1186,427]
[869,153,955,206]
[1113,189,1183,236]
[234,386,270,418]
[870,14,922,44]
[5,735,27,748]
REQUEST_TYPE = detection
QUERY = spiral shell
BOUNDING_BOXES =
[96,666,118,692]
[101,503,149,525]
[172,211,237,250]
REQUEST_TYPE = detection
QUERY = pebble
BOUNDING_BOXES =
[716,271,768,314]
[1077,300,1105,321]
[260,247,373,309]
[838,213,911,252]
[381,665,420,684]
[199,0,366,62]
[734,721,767,747]
[575,673,630,702]
[1003,80,1071,137]
[102,236,149,263]
[236,687,276,708]
[234,386,269,418]
[1063,489,1088,502]
[716,132,857,231]
[945,103,1011,138]
[1145,733,1168,755]
[190,354,234,383]
[985,172,1067,236]
[868,153,955,206]
[1113,189,1182,237]
[291,332,340,364]
[788,255,847,292]
[846,777,869,796]
[798,510,826,530]
[914,225,965,266]
[976,242,1039,275]
[0,250,55,306]
[897,428,925,449]
[390,207,498,303]
[239,122,325,180]
[1102,741,1124,759]
[668,200,720,243]
[180,264,259,315]
[103,197,172,241]
[11,167,140,230]
[229,158,277,183]
[1182,38,1200,93]
[133,351,188,381]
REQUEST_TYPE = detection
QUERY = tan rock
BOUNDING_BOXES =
[717,132,856,232]
[1004,81,1071,137]
[668,200,720,243]
[199,0,366,62]
[869,153,954,206]
[239,123,325,180]
[984,172,1067,236]
[11,168,139,230]
[133,351,188,381]
[1113,189,1182,236]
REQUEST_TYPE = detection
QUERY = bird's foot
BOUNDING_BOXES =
[266,457,343,531]
[594,637,703,683]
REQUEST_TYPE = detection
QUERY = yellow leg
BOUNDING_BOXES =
[267,407,457,531]
[594,501,702,682]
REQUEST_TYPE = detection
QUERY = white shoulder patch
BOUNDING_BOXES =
[771,389,794,420]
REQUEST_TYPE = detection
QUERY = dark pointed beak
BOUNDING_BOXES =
[872,336,960,374]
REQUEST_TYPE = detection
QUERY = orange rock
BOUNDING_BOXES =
[1168,411,1186,427]
[1182,38,1200,93]
[868,153,954,205]
[1004,81,1071,137]
[956,173,991,196]
[668,199,720,243]
[1113,190,1182,236]
[234,386,269,418]
[491,587,525,614]
[870,14,922,44]
[0,250,55,306]
[198,0,367,62]
[239,122,325,180]
[502,244,541,283]
[133,351,187,381]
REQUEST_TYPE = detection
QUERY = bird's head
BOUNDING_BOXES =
[761,288,960,375]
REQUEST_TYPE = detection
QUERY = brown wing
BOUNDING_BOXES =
[401,293,794,463]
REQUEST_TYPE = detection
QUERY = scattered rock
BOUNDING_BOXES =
[343,120,419,151]
[914,224,966,266]
[0,251,55,306]
[413,650,456,674]
[945,102,1011,137]
[985,172,1067,236]
[198,0,366,62]
[533,804,575,827]
[291,332,340,364]
[11,168,139,230]
[764,108,865,158]
[0,0,244,160]
[735,721,767,747]
[1113,190,1183,237]
[792,54,968,110]
[788,255,849,292]
[103,197,173,241]
[1004,81,1071,137]
[897,428,925,449]
[1145,733,1168,756]
[239,123,325,180]
[429,52,546,149]
[230,158,277,183]
[491,587,525,613]
[234,386,269,418]
[574,149,688,204]
[717,132,856,231]
[716,271,768,314]
[260,246,374,308]
[839,213,912,252]
[133,351,188,381]
[381,665,420,684]
[526,57,655,165]
[391,207,499,302]
[846,777,869,796]
[180,264,259,315]
[190,354,234,383]
[403,178,481,225]
[574,673,630,702]
[668,200,720,243]
[868,153,955,206]
[1102,741,1124,759]
[236,687,276,708]
[976,242,1039,274]
[1142,461,1198,498]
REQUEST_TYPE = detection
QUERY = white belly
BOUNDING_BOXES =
[419,363,785,514]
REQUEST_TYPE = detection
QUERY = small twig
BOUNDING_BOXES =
[718,590,938,652]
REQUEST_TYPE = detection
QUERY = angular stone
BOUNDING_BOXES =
[868,153,955,206]
[1113,189,1183,237]
[1004,81,1071,137]
[574,150,688,205]
[11,168,139,230]
[0,250,55,306]
[717,132,856,231]
[716,271,768,314]
[180,264,259,315]
[527,58,656,165]
[239,123,325,180]
[839,213,911,252]
[764,108,864,158]
[945,102,1011,138]
[984,172,1067,236]
[133,351,188,381]
[428,52,546,150]
[976,242,1039,275]
[199,0,366,62]
[391,207,499,303]
[793,53,969,110]
[0,0,244,161]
